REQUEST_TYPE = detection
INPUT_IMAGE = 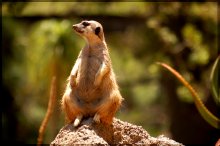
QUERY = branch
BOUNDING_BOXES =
[37,76,57,146]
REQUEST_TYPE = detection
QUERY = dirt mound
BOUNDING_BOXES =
[51,118,184,145]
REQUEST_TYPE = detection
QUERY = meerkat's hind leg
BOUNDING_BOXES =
[73,114,83,127]
[93,113,100,123]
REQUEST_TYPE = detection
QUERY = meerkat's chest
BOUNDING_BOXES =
[79,54,102,81]
[84,55,100,72]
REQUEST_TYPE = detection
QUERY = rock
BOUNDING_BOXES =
[51,118,184,145]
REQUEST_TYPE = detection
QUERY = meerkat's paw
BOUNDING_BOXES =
[93,113,100,123]
[73,114,83,127]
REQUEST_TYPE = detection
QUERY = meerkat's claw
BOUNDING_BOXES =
[73,114,83,127]
[93,113,100,123]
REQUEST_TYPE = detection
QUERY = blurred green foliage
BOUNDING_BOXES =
[2,2,219,145]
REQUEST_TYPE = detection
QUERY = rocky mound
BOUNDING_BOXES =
[51,118,184,145]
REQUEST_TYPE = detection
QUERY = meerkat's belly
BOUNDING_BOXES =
[73,56,105,113]
[77,56,102,93]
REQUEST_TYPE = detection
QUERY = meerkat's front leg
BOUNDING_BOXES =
[94,62,109,86]
[70,58,81,87]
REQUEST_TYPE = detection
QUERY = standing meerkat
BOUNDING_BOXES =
[61,20,123,127]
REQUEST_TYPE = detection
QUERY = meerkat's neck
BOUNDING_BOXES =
[84,38,107,52]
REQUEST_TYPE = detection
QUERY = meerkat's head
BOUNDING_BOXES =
[72,20,105,42]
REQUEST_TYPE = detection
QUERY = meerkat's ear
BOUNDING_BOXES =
[95,27,101,35]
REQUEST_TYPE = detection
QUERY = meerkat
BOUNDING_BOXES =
[61,20,123,127]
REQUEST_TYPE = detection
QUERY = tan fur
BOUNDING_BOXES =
[61,20,123,126]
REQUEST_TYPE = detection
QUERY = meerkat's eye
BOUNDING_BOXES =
[95,27,101,35]
[82,21,90,27]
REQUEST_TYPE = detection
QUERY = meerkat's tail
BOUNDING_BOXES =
[73,114,83,127]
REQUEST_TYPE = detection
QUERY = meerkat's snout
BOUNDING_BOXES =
[72,24,84,34]
[72,21,90,34]
[72,25,77,30]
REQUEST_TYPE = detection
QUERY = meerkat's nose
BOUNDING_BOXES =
[72,25,83,33]
[72,25,77,29]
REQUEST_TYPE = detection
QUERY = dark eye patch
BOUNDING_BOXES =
[95,27,100,35]
[82,21,90,27]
